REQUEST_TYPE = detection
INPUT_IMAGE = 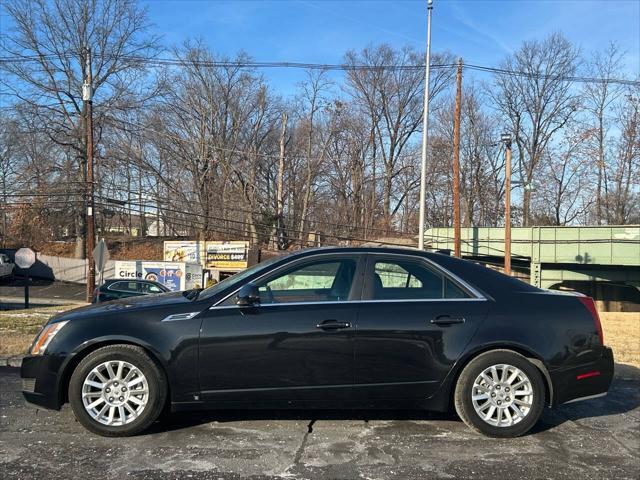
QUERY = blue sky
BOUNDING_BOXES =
[144,0,640,92]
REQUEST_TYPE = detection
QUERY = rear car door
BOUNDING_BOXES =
[198,253,365,404]
[354,253,489,401]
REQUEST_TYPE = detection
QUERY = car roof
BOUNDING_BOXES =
[273,246,540,298]
[103,278,164,286]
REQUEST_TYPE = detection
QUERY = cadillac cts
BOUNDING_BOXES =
[21,247,614,437]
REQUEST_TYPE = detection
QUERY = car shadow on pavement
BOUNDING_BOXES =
[145,363,640,436]
[147,408,456,435]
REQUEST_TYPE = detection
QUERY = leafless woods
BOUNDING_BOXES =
[1,0,638,254]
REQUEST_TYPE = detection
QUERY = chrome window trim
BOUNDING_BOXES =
[210,297,487,311]
[210,250,487,310]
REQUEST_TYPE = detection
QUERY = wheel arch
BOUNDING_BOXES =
[58,338,170,406]
[446,344,554,408]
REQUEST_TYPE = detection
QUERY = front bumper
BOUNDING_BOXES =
[552,346,615,405]
[20,353,71,410]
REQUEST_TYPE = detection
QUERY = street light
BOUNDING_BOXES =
[501,133,512,275]
[418,0,434,250]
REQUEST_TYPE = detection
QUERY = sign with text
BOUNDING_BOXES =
[205,241,248,270]
[114,261,203,291]
[163,241,205,265]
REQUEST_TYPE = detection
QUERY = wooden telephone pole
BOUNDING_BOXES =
[452,58,463,258]
[84,48,96,301]
[275,112,287,250]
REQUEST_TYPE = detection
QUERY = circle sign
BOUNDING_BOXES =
[15,247,36,269]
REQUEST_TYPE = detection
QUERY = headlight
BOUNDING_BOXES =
[31,321,69,355]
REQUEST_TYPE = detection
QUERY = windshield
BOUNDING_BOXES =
[196,255,284,300]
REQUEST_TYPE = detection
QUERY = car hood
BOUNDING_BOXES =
[49,291,196,323]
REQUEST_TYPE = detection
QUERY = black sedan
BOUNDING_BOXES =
[91,279,171,303]
[21,247,613,437]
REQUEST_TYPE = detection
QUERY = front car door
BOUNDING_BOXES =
[198,253,365,405]
[354,253,489,403]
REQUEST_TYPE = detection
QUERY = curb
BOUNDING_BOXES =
[0,355,23,368]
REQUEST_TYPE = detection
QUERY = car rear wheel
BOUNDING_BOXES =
[69,344,167,436]
[454,350,545,437]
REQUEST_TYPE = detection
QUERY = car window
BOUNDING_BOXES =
[238,259,357,305]
[142,283,164,294]
[109,281,140,293]
[197,255,283,300]
[371,259,470,300]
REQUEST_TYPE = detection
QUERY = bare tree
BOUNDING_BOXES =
[606,90,640,224]
[583,43,626,224]
[345,45,455,230]
[1,0,160,255]
[491,32,580,226]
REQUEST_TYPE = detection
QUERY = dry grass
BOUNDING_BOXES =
[0,305,77,356]
[1,306,639,368]
[600,312,640,368]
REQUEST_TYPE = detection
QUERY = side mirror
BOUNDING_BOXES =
[236,282,260,307]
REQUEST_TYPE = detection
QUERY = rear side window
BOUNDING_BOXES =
[371,259,470,300]
[109,281,140,292]
[141,283,164,294]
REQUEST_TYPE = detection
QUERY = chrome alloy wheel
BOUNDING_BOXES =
[81,360,149,426]
[471,363,534,427]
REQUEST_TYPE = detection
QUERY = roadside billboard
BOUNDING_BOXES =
[114,261,203,291]
[163,241,205,265]
[205,241,249,269]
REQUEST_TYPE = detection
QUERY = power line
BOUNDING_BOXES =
[0,53,637,86]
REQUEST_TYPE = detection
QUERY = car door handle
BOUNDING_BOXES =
[316,320,351,330]
[430,315,466,325]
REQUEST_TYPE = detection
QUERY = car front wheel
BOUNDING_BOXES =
[69,344,167,436]
[454,349,545,437]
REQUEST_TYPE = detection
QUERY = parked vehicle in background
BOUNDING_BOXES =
[21,247,613,438]
[91,279,171,303]
[0,253,15,281]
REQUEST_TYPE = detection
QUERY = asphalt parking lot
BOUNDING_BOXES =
[0,365,638,480]
[0,279,86,309]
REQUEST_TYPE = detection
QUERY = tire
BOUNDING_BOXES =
[454,349,545,437]
[69,344,167,437]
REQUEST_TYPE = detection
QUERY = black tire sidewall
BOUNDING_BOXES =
[455,350,545,437]
[69,345,166,436]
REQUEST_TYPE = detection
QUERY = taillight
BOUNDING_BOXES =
[578,296,604,345]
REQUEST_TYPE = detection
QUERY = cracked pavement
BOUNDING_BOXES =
[1,365,639,479]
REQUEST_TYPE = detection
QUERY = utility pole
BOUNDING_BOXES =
[452,58,463,258]
[502,133,512,275]
[84,47,96,302]
[418,0,434,250]
[275,112,287,250]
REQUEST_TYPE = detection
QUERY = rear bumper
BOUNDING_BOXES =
[551,346,614,405]
[20,353,70,410]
